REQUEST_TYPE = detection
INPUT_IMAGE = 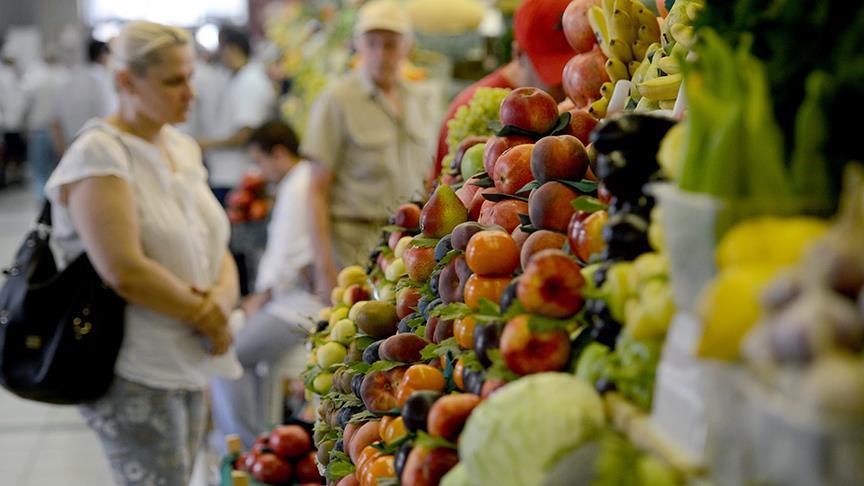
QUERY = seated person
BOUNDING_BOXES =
[210,121,323,449]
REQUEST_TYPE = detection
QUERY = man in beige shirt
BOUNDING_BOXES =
[302,0,435,300]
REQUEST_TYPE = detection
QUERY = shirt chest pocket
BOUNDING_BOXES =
[341,102,398,182]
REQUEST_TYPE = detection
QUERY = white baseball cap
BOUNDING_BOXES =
[354,0,414,37]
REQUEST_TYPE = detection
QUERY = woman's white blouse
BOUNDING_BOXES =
[45,119,230,390]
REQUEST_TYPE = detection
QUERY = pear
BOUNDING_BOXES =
[420,184,468,238]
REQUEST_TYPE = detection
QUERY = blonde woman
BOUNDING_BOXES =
[44,21,238,484]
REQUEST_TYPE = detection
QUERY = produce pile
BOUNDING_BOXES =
[227,172,273,224]
[226,424,324,485]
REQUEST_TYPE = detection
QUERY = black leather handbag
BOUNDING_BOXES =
[0,201,126,404]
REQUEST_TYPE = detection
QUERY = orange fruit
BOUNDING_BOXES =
[453,359,465,390]
[464,274,511,309]
[466,230,520,276]
[401,364,446,394]
[356,445,382,480]
[362,454,396,486]
[381,416,408,445]
[454,316,478,349]
[396,385,417,407]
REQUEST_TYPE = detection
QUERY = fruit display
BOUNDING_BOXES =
[224,425,323,485]
[442,87,512,177]
[227,172,273,224]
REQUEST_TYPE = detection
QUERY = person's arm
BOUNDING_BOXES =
[51,119,67,156]
[210,250,240,315]
[308,163,338,301]
[64,175,232,354]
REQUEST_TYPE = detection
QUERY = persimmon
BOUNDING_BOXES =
[454,316,478,349]
[464,274,511,309]
[465,230,520,276]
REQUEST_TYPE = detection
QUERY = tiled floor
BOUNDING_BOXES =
[0,184,213,485]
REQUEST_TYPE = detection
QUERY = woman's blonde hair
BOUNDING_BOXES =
[112,20,191,76]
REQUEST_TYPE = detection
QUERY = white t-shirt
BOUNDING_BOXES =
[255,160,324,323]
[54,64,116,144]
[176,60,231,139]
[44,119,231,390]
[22,63,68,130]
[206,62,276,188]
[0,64,24,131]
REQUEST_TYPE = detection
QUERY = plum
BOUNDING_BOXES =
[401,390,442,432]
[363,340,383,364]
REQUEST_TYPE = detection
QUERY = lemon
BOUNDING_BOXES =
[716,217,828,270]
[328,306,349,329]
[337,265,367,288]
[696,265,779,360]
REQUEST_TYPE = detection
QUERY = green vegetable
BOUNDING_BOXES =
[459,373,605,486]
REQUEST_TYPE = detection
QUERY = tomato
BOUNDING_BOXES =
[251,453,293,484]
[465,231,520,276]
[454,316,478,349]
[464,274,511,309]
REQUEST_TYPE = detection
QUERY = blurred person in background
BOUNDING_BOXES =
[431,0,576,179]
[22,46,68,200]
[43,21,238,485]
[211,121,323,450]
[176,42,230,144]
[51,39,115,155]
[302,0,437,301]
[0,54,26,186]
[198,27,276,205]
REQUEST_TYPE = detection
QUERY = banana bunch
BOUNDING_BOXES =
[588,0,661,85]
[626,0,704,111]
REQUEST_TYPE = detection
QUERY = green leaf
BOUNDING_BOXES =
[570,195,608,213]
[420,337,462,362]
[378,478,401,486]
[368,361,407,373]
[547,111,573,136]
[482,192,529,203]
[416,430,458,450]
[355,336,376,352]
[461,350,483,371]
[415,325,427,338]
[485,349,520,382]
[473,176,496,189]
[558,179,599,194]
[420,343,439,361]
[443,350,457,392]
[349,409,379,424]
[410,237,440,249]
[438,248,463,267]
[477,298,501,317]
[372,433,413,455]
[519,224,540,234]
[348,361,371,375]
[528,315,577,333]
[430,302,471,321]
[500,299,527,321]
[517,180,541,194]
[382,224,407,233]
[325,459,355,482]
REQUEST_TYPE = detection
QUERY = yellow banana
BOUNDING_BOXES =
[657,55,680,74]
[671,24,696,50]
[635,7,661,41]
[611,9,637,45]
[628,60,642,78]
[634,96,659,112]
[686,2,704,22]
[632,40,649,61]
[600,82,615,100]
[637,73,683,101]
[605,57,630,83]
[589,97,609,118]
[641,46,663,84]
[659,99,676,110]
[609,38,633,63]
[602,0,616,20]
[588,6,612,59]
[629,58,651,99]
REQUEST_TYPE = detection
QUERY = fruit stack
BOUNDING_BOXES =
[227,425,323,485]
[227,172,274,224]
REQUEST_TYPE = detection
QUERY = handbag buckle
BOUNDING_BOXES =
[73,317,92,340]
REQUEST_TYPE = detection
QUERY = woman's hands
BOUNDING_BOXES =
[189,291,233,355]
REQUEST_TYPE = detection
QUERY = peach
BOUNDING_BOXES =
[528,181,579,232]
[511,225,531,251]
[478,199,529,234]
[400,446,460,486]
[499,87,560,134]
[517,249,585,318]
[483,135,535,177]
[360,368,407,414]
[379,334,429,363]
[427,393,481,442]
[347,420,381,464]
[393,203,422,230]
[396,286,422,320]
[468,187,496,221]
[494,144,535,195]
[563,109,599,145]
[568,210,608,262]
[531,135,590,183]
[562,47,609,108]
[500,315,571,375]
[403,245,436,282]
[520,230,568,269]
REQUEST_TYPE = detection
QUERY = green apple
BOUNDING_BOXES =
[461,143,486,181]
[316,342,347,368]
[312,371,334,394]
[385,257,408,282]
[348,301,369,321]
[330,319,357,344]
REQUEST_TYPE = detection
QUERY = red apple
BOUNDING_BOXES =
[500,315,571,375]
[568,210,608,262]
[394,203,422,230]
[531,135,590,183]
[269,424,311,460]
[563,47,609,108]
[342,284,371,306]
[294,451,323,483]
[242,172,266,193]
[517,249,585,318]
[563,109,599,145]
[499,87,560,134]
[228,189,254,209]
[403,245,436,282]
[562,0,601,53]
[455,178,481,209]
[483,135,535,177]
[494,144,535,195]
[251,453,293,485]
[597,183,612,204]
[468,187,496,221]
[478,199,529,234]
[396,286,422,319]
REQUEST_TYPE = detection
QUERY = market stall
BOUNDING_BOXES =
[225,0,864,485]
